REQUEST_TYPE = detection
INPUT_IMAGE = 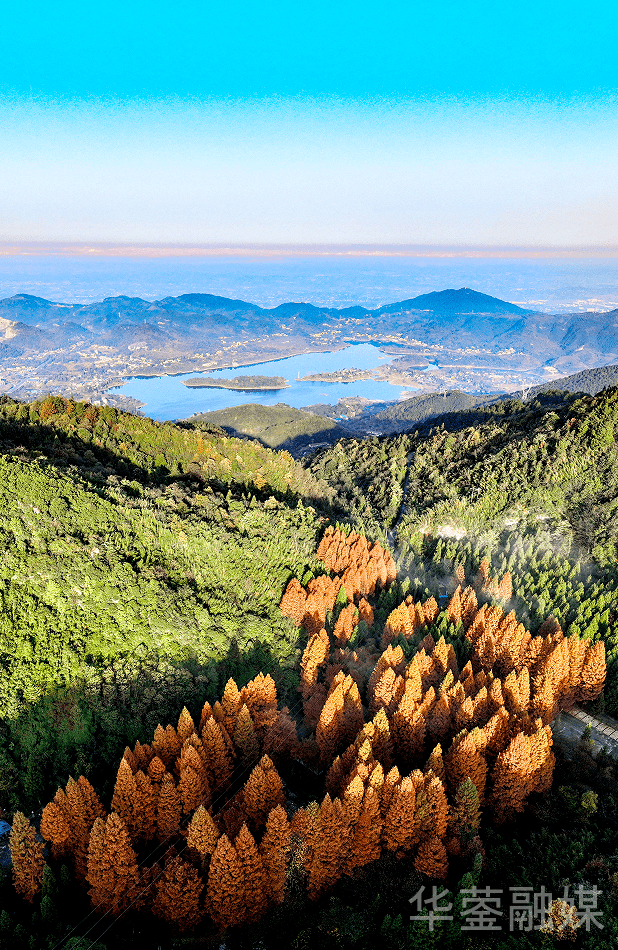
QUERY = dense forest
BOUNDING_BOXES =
[1,387,618,948]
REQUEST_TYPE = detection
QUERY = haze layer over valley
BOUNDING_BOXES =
[1,287,617,415]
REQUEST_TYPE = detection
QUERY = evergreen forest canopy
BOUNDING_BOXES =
[1,384,618,949]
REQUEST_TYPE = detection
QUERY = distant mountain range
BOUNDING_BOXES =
[0,286,538,328]
[3,286,616,358]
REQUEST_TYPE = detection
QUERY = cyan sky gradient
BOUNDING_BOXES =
[2,1,617,246]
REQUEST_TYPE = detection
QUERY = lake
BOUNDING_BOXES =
[110,343,412,420]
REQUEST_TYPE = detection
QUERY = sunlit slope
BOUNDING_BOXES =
[308,386,618,714]
[309,387,618,563]
[0,396,331,717]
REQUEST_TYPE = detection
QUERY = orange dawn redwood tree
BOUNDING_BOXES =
[86,813,142,916]
[207,833,245,930]
[153,855,204,932]
[9,812,46,902]
[235,823,267,923]
[259,804,291,905]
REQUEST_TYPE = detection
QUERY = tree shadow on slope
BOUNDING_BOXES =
[0,398,332,513]
[209,421,348,460]
[0,638,301,816]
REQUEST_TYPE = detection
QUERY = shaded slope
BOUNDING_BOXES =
[190,402,351,456]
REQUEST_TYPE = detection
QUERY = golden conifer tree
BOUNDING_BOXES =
[177,706,196,742]
[425,744,446,784]
[263,705,299,759]
[483,706,512,756]
[279,577,308,625]
[497,571,512,601]
[532,673,555,725]
[235,823,267,923]
[423,596,439,623]
[316,679,345,763]
[461,587,479,628]
[156,773,182,842]
[206,833,245,930]
[122,746,138,773]
[241,672,278,737]
[380,766,401,818]
[445,731,487,803]
[9,812,45,902]
[199,700,214,732]
[64,776,95,881]
[528,724,555,795]
[259,755,286,815]
[221,678,243,737]
[349,786,382,869]
[153,854,204,931]
[392,697,426,769]
[201,716,234,790]
[358,597,374,628]
[490,731,533,823]
[134,770,157,842]
[152,724,176,768]
[86,813,141,915]
[577,641,606,702]
[383,775,420,855]
[455,695,475,731]
[148,754,166,785]
[300,628,330,696]
[306,795,347,899]
[111,757,139,841]
[340,676,365,745]
[371,707,395,772]
[179,744,211,814]
[233,704,260,766]
[414,836,448,879]
[259,804,291,905]
[77,776,106,826]
[427,693,452,743]
[187,805,219,869]
[333,602,357,644]
[40,799,72,858]
[447,586,462,625]
[243,763,270,828]
[405,654,424,702]
[425,774,449,838]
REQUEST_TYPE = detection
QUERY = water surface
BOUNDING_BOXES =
[111,343,410,420]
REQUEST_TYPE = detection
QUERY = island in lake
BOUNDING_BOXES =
[299,367,377,383]
[183,374,289,391]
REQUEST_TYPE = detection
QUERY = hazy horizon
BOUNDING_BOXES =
[1,250,617,313]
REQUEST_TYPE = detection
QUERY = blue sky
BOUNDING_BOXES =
[1,1,617,247]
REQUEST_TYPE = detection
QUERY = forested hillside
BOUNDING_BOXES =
[0,396,332,812]
[309,386,618,712]
[2,387,618,949]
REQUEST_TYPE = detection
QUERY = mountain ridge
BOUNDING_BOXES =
[0,286,539,324]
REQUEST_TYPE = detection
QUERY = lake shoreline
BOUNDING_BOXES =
[107,343,409,420]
